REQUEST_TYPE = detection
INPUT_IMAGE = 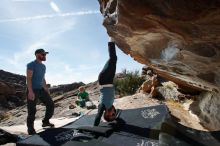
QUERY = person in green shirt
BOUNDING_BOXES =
[75,86,89,107]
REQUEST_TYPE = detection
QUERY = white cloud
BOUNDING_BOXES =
[50,1,61,13]
[5,21,75,74]
[1,16,103,85]
[0,10,99,23]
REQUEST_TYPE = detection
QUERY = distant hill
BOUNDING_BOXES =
[0,70,26,109]
[0,69,84,110]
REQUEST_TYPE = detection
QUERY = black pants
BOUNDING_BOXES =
[94,104,106,126]
[98,42,117,85]
[27,88,54,129]
[94,42,117,126]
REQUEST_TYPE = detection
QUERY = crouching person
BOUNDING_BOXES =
[75,86,89,107]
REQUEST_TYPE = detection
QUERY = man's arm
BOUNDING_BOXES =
[26,69,35,100]
[43,77,50,94]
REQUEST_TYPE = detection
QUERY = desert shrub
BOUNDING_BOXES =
[114,69,145,96]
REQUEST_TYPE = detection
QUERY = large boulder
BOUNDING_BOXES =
[98,0,220,92]
[197,92,220,130]
[98,0,220,130]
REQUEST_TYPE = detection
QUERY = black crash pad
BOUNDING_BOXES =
[118,104,169,129]
[102,133,159,146]
[62,139,115,146]
[64,114,96,129]
[16,104,169,146]
[115,104,168,139]
[76,126,113,137]
[17,128,94,146]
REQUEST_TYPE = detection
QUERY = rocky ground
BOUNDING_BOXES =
[0,68,209,133]
[0,69,211,146]
[0,74,208,146]
[0,89,207,132]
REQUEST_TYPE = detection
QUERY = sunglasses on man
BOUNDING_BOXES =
[40,53,46,56]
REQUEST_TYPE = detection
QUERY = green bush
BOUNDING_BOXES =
[114,69,145,96]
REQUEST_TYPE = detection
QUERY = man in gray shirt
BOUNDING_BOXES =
[26,49,54,135]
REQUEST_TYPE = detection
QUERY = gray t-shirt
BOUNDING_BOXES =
[99,86,114,109]
[27,60,46,89]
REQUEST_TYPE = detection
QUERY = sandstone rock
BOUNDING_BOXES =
[156,81,181,101]
[197,91,220,130]
[99,0,220,130]
[98,0,220,92]
[138,75,158,93]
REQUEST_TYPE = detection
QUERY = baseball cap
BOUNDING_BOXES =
[35,49,49,55]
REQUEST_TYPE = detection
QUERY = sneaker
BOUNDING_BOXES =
[42,122,55,128]
[27,128,36,135]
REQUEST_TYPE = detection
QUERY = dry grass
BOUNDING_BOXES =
[165,98,183,109]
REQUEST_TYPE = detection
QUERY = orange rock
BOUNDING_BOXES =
[99,0,220,93]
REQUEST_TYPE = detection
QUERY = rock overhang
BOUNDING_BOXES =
[98,0,220,92]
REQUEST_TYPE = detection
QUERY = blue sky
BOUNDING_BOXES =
[0,0,143,85]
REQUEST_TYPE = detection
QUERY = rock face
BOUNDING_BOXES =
[197,92,220,130]
[0,69,85,109]
[0,70,26,109]
[98,0,220,130]
[49,82,85,97]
